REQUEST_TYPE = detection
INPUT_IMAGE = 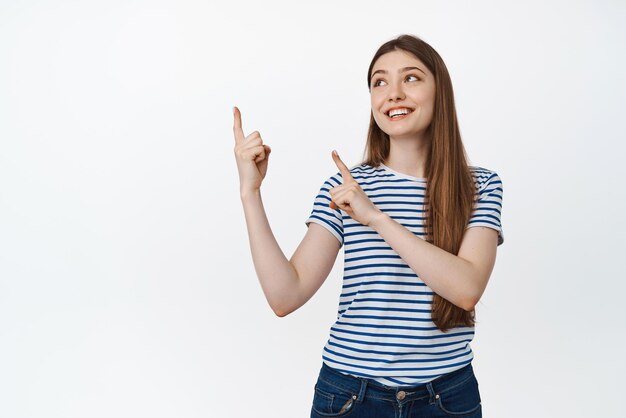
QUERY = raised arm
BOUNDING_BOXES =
[328,150,501,312]
[234,107,340,316]
[240,190,340,316]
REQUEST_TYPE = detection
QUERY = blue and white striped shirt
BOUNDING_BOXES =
[304,163,504,386]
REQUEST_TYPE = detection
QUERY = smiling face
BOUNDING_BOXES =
[370,49,436,142]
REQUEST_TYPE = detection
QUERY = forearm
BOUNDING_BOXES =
[240,189,299,316]
[369,212,478,311]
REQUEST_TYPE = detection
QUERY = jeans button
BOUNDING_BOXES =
[396,391,406,400]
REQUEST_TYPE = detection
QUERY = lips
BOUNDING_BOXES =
[385,106,415,117]
[384,107,415,121]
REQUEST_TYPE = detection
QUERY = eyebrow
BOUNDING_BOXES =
[370,66,426,81]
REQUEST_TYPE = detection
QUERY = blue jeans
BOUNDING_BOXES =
[310,362,482,418]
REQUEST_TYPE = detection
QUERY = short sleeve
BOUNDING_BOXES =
[304,173,344,247]
[467,171,504,246]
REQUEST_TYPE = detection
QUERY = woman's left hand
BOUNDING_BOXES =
[329,150,384,227]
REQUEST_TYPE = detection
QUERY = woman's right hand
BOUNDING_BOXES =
[232,106,272,195]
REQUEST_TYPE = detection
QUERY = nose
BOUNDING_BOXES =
[387,80,405,102]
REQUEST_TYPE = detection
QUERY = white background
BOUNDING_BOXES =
[1,0,625,417]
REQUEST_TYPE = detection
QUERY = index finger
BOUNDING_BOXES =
[331,150,355,183]
[233,106,245,142]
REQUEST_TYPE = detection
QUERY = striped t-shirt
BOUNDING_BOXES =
[304,162,504,386]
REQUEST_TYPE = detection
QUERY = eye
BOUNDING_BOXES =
[372,74,422,87]
[372,78,383,87]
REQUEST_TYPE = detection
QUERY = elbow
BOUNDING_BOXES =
[461,295,479,312]
[272,305,293,318]
[462,301,476,312]
[274,309,288,318]
[461,275,485,312]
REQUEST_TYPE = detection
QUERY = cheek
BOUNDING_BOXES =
[371,104,384,122]
[370,101,380,118]
[409,88,430,102]
[370,106,386,129]
[422,89,436,110]
[370,95,385,114]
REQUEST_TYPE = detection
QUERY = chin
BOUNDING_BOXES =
[384,125,417,134]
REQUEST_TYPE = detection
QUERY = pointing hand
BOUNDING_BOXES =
[329,150,383,227]
[232,106,272,195]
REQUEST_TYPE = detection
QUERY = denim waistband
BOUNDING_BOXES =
[317,361,475,404]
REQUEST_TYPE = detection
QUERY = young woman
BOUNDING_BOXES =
[233,34,503,418]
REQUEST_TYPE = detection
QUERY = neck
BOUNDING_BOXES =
[383,136,430,178]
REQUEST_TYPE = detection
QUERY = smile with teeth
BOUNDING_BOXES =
[386,108,414,120]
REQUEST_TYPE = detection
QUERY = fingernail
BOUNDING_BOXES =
[333,149,338,156]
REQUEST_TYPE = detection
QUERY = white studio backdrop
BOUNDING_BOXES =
[1,0,624,417]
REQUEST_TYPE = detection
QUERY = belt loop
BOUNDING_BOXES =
[426,381,437,405]
[356,377,369,403]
